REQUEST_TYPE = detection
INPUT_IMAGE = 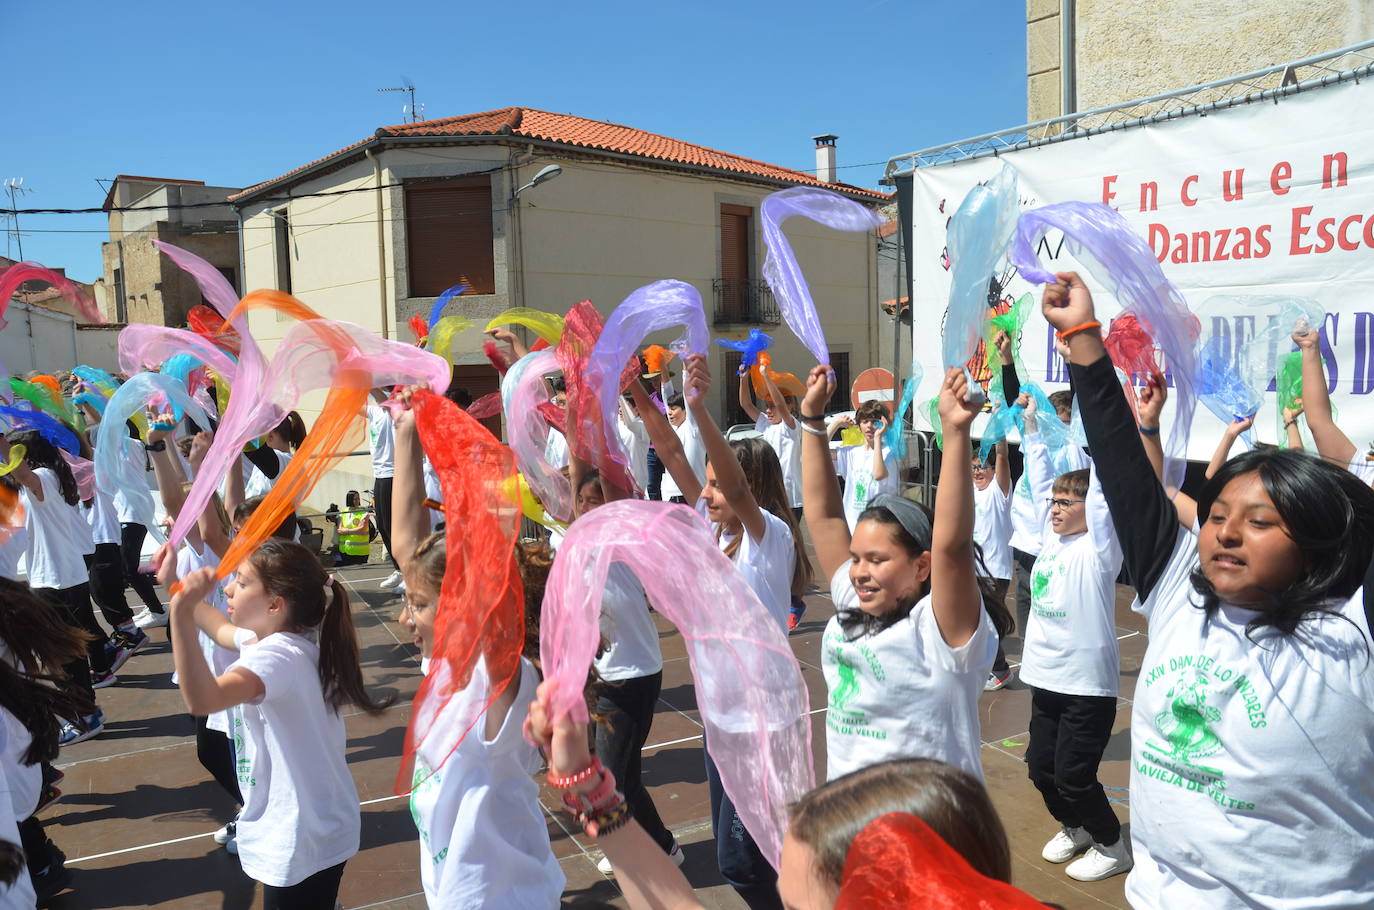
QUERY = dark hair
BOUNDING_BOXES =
[233,495,297,540]
[666,393,685,410]
[1052,468,1089,499]
[855,401,889,425]
[1047,389,1074,417]
[247,539,394,714]
[273,412,308,451]
[712,438,813,597]
[445,378,474,410]
[971,444,996,467]
[850,501,1014,640]
[0,580,98,763]
[1190,448,1374,642]
[345,490,361,508]
[8,430,79,506]
[547,375,567,394]
[788,757,1011,886]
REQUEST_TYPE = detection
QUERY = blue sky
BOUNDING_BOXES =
[8,0,1027,282]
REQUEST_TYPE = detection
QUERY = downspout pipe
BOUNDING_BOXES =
[364,146,390,339]
[1061,0,1077,119]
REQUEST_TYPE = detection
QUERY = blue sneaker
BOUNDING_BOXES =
[59,710,105,747]
[105,628,148,673]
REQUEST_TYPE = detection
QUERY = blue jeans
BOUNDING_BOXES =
[647,448,664,500]
[705,749,782,910]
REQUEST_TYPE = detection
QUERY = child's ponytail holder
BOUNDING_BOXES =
[323,574,338,609]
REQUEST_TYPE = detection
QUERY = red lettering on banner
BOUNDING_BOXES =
[1254,225,1272,258]
[1323,153,1348,189]
[1181,175,1199,206]
[1315,218,1337,254]
[1222,169,1245,201]
[1102,175,1118,206]
[1139,182,1158,212]
[1270,161,1292,195]
[1291,206,1315,254]
[1339,214,1363,251]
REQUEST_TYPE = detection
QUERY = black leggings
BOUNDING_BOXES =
[87,542,135,628]
[593,672,674,853]
[372,478,396,569]
[261,861,346,909]
[120,523,164,614]
[196,716,242,805]
[35,583,107,691]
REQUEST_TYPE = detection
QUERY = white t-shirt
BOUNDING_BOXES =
[661,413,706,501]
[595,563,663,682]
[228,629,360,888]
[713,506,796,634]
[422,456,443,532]
[243,449,292,500]
[0,527,28,582]
[822,564,996,782]
[367,400,396,480]
[0,721,36,910]
[1009,443,1089,555]
[756,416,802,508]
[618,406,651,494]
[1019,433,1123,698]
[178,543,235,734]
[1346,453,1374,486]
[22,468,94,590]
[110,429,150,526]
[410,657,563,909]
[834,444,899,530]
[83,484,121,546]
[972,480,1013,581]
[1124,527,1374,909]
[543,429,569,472]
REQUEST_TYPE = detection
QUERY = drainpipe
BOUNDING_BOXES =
[235,209,246,297]
[1060,0,1077,119]
[365,146,390,339]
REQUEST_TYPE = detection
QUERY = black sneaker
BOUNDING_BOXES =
[31,842,71,902]
[105,628,148,673]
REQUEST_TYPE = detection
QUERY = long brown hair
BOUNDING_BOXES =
[0,580,98,762]
[716,437,814,597]
[787,757,1011,885]
[247,539,394,715]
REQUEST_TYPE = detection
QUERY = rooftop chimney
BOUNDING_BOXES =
[813,134,838,184]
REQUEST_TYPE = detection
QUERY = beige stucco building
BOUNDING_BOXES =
[1028,0,1374,122]
[100,175,242,326]
[230,108,888,506]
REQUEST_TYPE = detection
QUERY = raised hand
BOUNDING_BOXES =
[1138,372,1167,427]
[937,367,980,434]
[801,364,834,417]
[1291,327,1319,351]
[993,329,1014,365]
[1040,271,1098,334]
[683,353,711,405]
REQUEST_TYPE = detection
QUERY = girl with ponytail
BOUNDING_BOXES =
[157,537,391,908]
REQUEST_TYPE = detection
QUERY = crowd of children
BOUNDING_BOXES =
[0,257,1370,910]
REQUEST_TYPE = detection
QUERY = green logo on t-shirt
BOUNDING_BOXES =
[1030,557,1067,619]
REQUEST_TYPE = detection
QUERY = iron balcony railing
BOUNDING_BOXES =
[712,278,781,326]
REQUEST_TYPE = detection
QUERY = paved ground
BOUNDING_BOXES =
[43,557,1138,909]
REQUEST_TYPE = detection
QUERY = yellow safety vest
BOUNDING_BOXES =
[338,510,371,557]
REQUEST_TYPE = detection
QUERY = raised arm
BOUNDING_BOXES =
[390,389,430,576]
[799,365,852,580]
[1205,415,1254,478]
[145,415,188,519]
[762,370,796,430]
[158,553,262,716]
[737,373,762,423]
[1137,375,1198,531]
[994,439,1010,495]
[1293,329,1355,465]
[1043,272,1179,602]
[1020,395,1055,533]
[627,379,701,503]
[1282,405,1304,451]
[870,422,890,482]
[684,354,766,542]
[186,431,233,557]
[930,368,985,648]
[994,329,1020,406]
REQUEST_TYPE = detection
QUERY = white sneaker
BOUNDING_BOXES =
[134,608,169,629]
[597,840,682,876]
[380,571,404,589]
[1066,839,1133,881]
[1042,826,1092,863]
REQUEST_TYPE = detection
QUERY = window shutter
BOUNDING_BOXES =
[405,177,495,297]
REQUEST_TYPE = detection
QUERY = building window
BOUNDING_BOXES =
[272,209,292,294]
[721,350,751,429]
[404,176,495,297]
[113,267,126,322]
[217,266,239,295]
[828,352,851,412]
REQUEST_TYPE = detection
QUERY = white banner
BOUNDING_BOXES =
[909,76,1374,461]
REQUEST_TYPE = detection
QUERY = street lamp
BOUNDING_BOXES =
[512,164,562,200]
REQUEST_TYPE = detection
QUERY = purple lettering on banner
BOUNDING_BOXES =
[1355,313,1374,395]
[1044,331,1069,383]
[1320,313,1340,393]
[1210,316,1232,362]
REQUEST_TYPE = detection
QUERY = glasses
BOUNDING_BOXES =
[1046,498,1086,510]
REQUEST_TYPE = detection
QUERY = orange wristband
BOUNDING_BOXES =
[1056,321,1102,341]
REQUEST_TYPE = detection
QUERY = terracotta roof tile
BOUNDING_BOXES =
[232,107,889,203]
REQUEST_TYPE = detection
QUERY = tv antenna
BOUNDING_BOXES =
[3,177,33,260]
[378,80,423,123]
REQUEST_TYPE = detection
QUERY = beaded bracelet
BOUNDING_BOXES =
[547,756,602,790]
[579,797,631,839]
